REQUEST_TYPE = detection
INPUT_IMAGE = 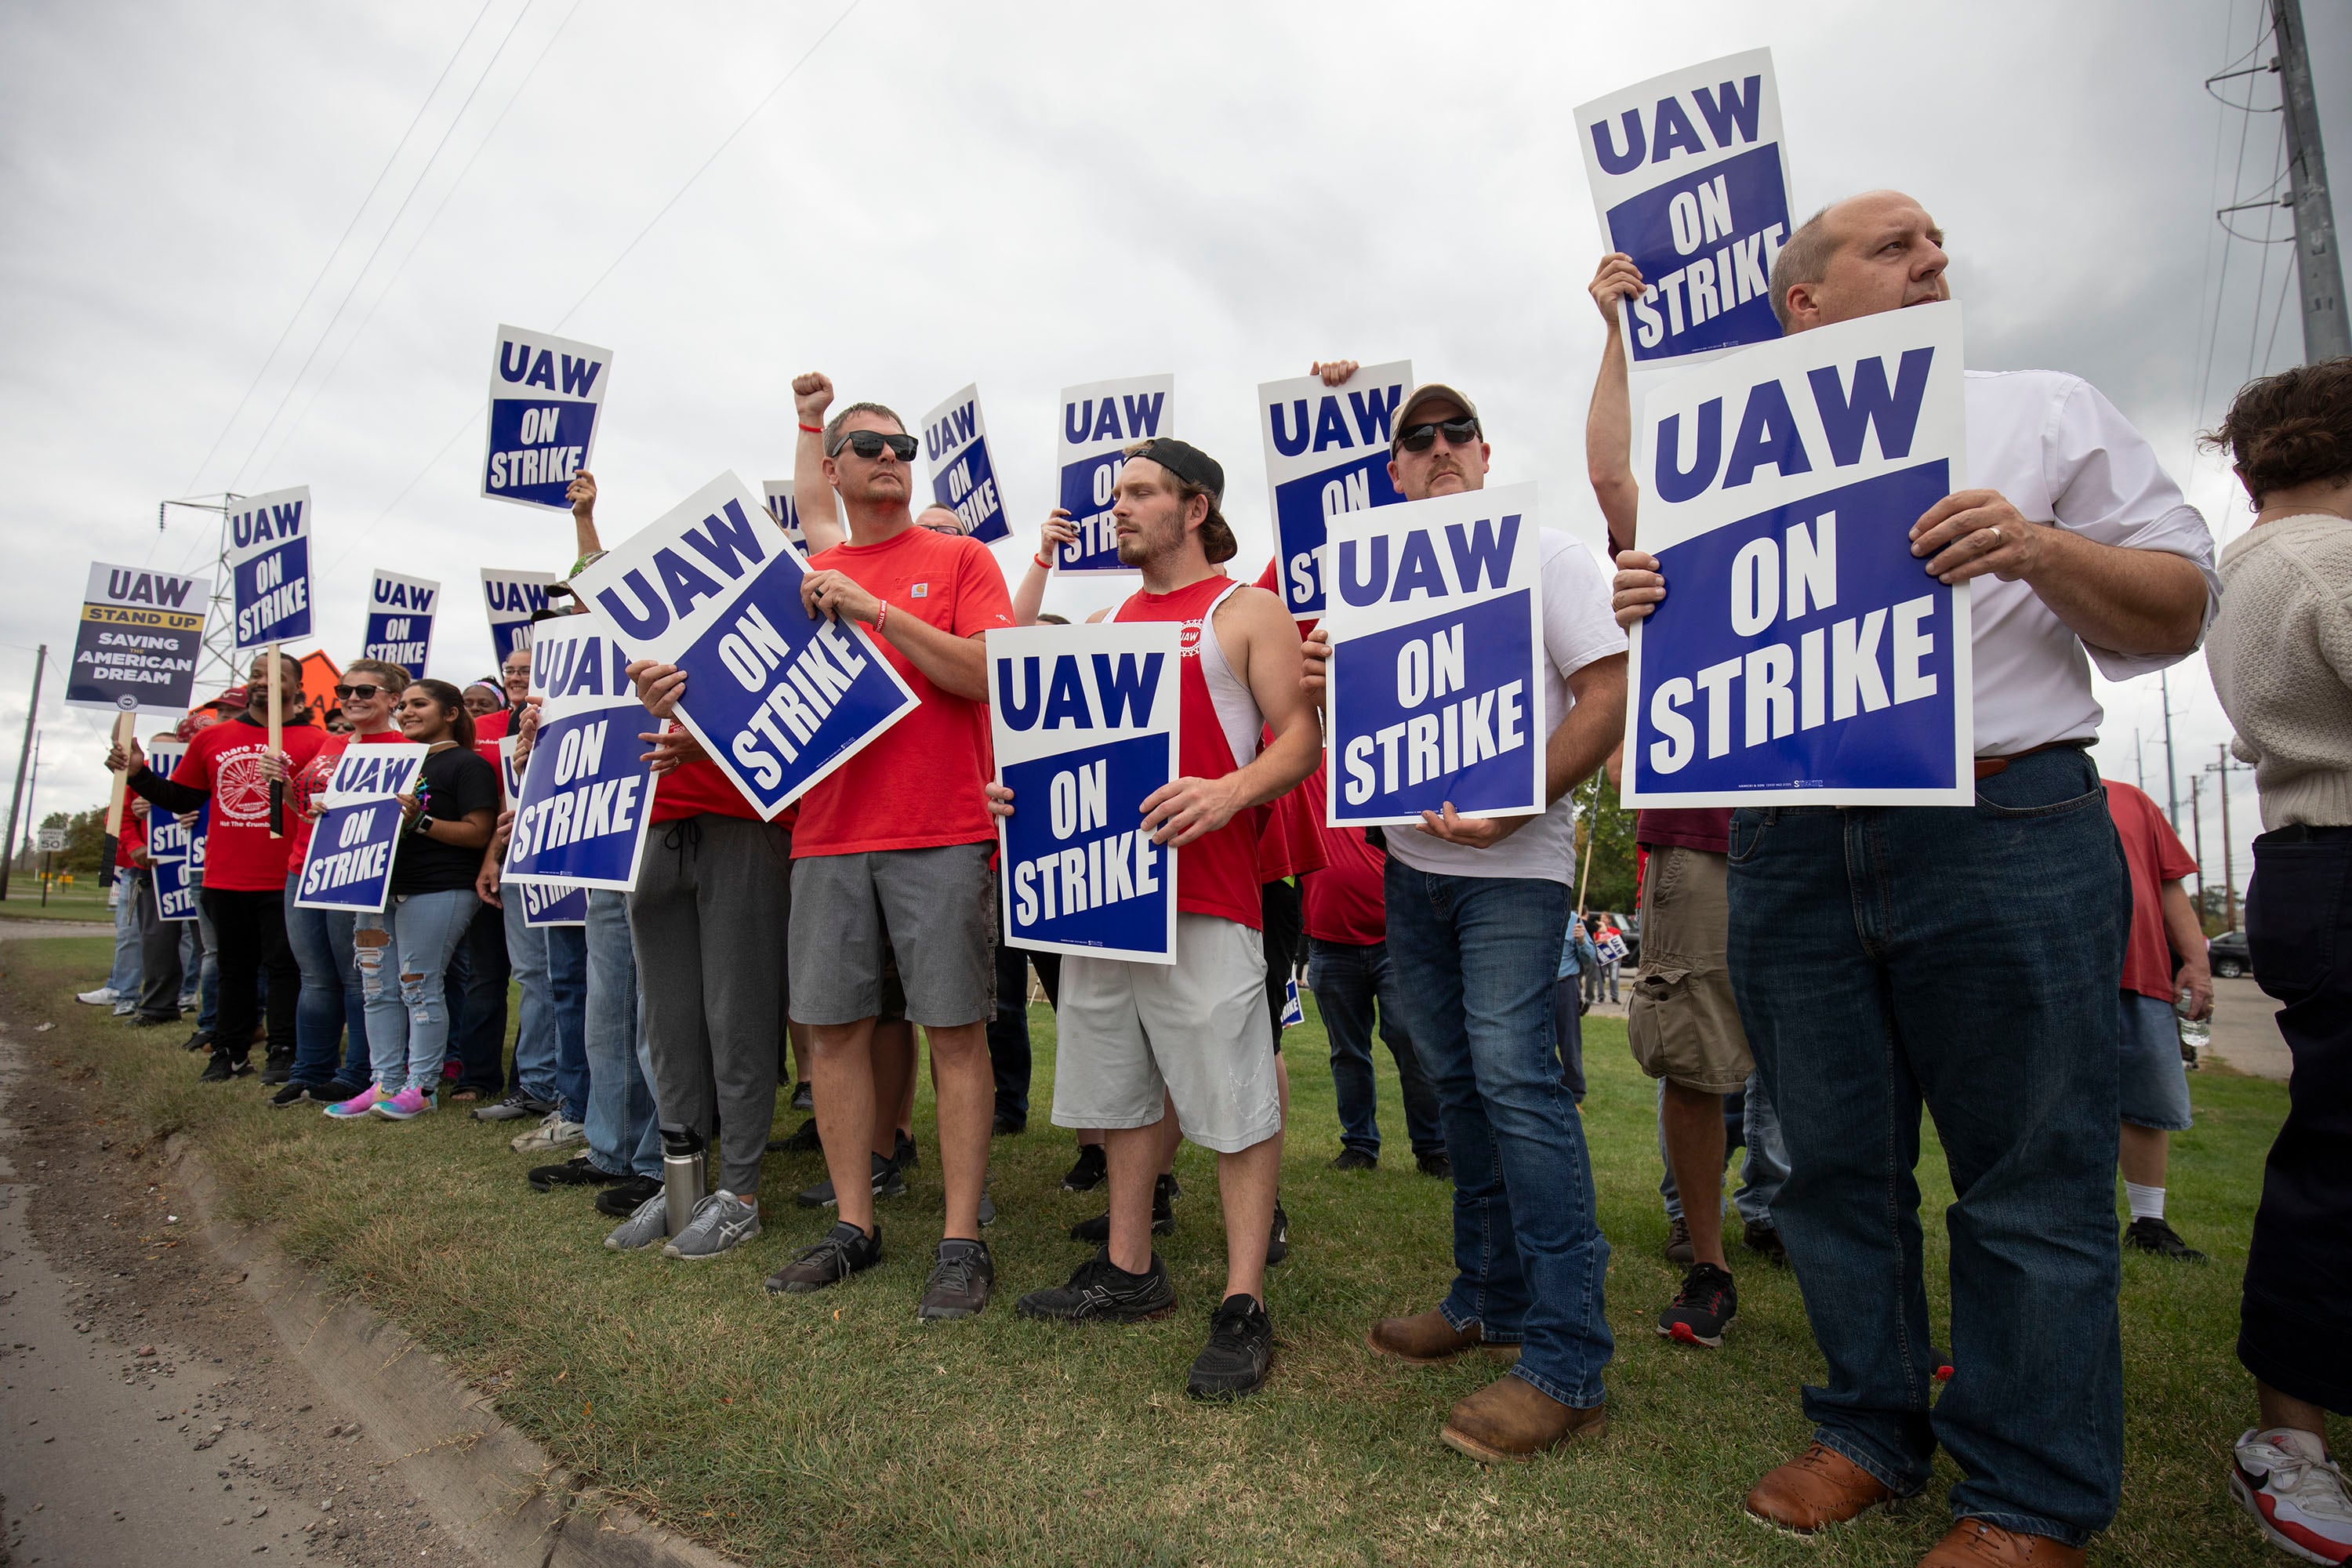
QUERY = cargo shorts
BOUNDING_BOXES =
[1627,844,1754,1095]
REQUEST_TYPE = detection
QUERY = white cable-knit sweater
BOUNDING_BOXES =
[2206,511,2352,829]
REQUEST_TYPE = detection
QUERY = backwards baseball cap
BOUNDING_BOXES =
[1123,437,1236,563]
[1390,383,1483,452]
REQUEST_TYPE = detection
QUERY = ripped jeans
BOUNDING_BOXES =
[355,888,480,1094]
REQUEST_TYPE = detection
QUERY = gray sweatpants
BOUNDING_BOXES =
[626,813,790,1196]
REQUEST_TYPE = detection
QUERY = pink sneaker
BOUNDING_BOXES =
[324,1085,385,1120]
[371,1086,434,1121]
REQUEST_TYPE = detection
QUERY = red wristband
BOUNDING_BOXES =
[1033,553,1052,570]
[874,601,889,637]
[798,422,823,434]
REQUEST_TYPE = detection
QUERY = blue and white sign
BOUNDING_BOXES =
[481,568,559,663]
[572,473,918,822]
[520,880,588,927]
[923,384,1011,543]
[1576,49,1793,366]
[763,480,810,551]
[989,622,1179,965]
[1054,375,1173,575]
[226,487,314,649]
[363,570,438,675]
[143,740,197,922]
[1259,360,1412,622]
[65,564,211,715]
[1323,483,1548,827]
[481,325,611,510]
[186,800,209,877]
[293,743,427,913]
[500,611,655,892]
[1621,301,1973,807]
[1280,974,1305,1028]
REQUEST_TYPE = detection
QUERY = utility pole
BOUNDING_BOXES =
[2207,745,2248,933]
[2160,670,2181,829]
[2272,0,2350,361]
[0,643,45,904]
[2188,773,2207,912]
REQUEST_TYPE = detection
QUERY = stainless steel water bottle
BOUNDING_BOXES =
[661,1125,706,1239]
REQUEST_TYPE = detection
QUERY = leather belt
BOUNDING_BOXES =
[1974,739,2093,781]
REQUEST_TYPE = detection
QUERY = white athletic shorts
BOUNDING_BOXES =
[1050,913,1280,1154]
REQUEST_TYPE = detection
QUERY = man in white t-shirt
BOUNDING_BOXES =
[1303,382,1629,1461]
[1614,191,2217,1568]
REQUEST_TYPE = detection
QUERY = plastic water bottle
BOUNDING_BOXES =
[2177,987,2209,1066]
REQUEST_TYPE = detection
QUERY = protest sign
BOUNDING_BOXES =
[65,564,209,714]
[762,481,810,551]
[1323,483,1548,826]
[1280,974,1305,1028]
[1053,376,1173,574]
[481,325,612,510]
[363,571,438,674]
[500,612,655,891]
[481,568,559,663]
[1576,49,1793,366]
[143,739,198,921]
[572,474,917,821]
[1621,301,1972,807]
[186,800,209,877]
[293,744,426,912]
[923,385,1011,543]
[989,622,1178,964]
[1258,360,1412,621]
[519,880,588,926]
[224,487,314,649]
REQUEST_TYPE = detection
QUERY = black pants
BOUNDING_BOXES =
[1261,877,1304,1051]
[450,900,512,1094]
[201,884,298,1065]
[988,941,1033,1125]
[2238,826,2352,1414]
[131,872,186,1022]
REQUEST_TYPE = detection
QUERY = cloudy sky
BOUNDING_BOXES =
[2,0,2343,904]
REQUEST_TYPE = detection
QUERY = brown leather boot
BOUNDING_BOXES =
[1918,1520,2085,1566]
[1744,1443,1896,1533]
[1438,1373,1606,1462]
[1367,1309,1488,1363]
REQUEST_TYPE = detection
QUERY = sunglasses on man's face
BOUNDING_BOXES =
[334,683,388,701]
[1396,416,1482,453]
[835,430,919,463]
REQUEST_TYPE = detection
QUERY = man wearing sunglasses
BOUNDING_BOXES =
[1302,383,1629,1461]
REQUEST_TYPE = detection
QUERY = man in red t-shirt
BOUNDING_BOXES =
[113,649,324,1081]
[2103,781,2212,1261]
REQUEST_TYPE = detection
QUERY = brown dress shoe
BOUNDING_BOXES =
[1367,1309,1488,1363]
[1918,1520,2085,1566]
[1744,1442,1896,1534]
[1439,1373,1606,1462]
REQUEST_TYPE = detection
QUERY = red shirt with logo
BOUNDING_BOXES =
[2105,780,2201,1001]
[163,714,326,891]
[285,728,412,873]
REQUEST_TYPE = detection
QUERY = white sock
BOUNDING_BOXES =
[2125,1181,2165,1222]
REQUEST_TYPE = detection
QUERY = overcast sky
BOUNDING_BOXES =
[2,0,2343,904]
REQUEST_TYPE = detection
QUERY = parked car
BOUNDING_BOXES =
[2208,928,2252,980]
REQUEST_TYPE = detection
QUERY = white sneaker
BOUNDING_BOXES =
[510,1111,586,1154]
[75,987,118,1006]
[111,1002,136,1017]
[2234,1426,2352,1565]
[663,1190,760,1259]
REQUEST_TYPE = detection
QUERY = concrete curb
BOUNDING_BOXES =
[165,1131,742,1568]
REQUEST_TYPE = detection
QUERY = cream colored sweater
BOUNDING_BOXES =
[2207,511,2352,829]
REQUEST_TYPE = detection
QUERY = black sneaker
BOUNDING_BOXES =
[789,1080,814,1112]
[894,1129,919,1171]
[259,1052,296,1086]
[916,1240,994,1320]
[1743,1218,1789,1267]
[530,1155,627,1192]
[2124,1216,2208,1262]
[1016,1250,1176,1322]
[767,1117,822,1154]
[1070,1172,1178,1243]
[1186,1294,1273,1399]
[992,1112,1025,1138]
[1416,1151,1453,1179]
[796,1152,908,1208]
[1657,1261,1737,1348]
[1267,1200,1290,1266]
[1061,1143,1107,1192]
[1330,1148,1378,1172]
[594,1175,662,1217]
[198,1054,248,1083]
[182,1029,215,1053]
[268,1081,323,1109]
[765,1221,882,1294]
[321,1078,368,1104]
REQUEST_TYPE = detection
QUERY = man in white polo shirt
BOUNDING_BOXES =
[1614,191,2217,1568]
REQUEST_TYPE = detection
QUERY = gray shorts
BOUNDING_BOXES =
[789,841,996,1028]
[1051,913,1281,1155]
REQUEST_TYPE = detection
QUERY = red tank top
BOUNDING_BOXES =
[1114,577,1265,930]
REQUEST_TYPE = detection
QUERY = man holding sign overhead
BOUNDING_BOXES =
[1614,191,2216,1565]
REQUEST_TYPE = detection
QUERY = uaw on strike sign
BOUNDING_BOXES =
[1577,49,1793,366]
[1323,485,1548,826]
[364,571,438,673]
[226,487,314,648]
[1054,375,1172,574]
[1621,301,1973,807]
[500,611,655,893]
[482,326,612,509]
[65,565,209,714]
[989,623,1178,964]
[1260,360,1410,622]
[572,474,918,820]
[923,385,1011,543]
[294,744,427,913]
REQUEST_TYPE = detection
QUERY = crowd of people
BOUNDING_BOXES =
[71,191,2352,1568]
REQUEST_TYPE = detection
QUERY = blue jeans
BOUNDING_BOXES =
[190,872,220,1032]
[107,871,142,996]
[1657,1071,1788,1228]
[1727,747,2126,1546]
[1382,861,1612,1409]
[583,891,658,1178]
[356,889,481,1093]
[503,895,557,1102]
[284,873,362,1087]
[1309,937,1443,1158]
[545,922,590,1123]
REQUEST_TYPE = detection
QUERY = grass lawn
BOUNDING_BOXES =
[1,934,2298,1566]
[0,884,115,922]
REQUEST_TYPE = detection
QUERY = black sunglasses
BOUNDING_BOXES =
[833,430,919,462]
[333,683,388,700]
[1396,416,1482,453]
